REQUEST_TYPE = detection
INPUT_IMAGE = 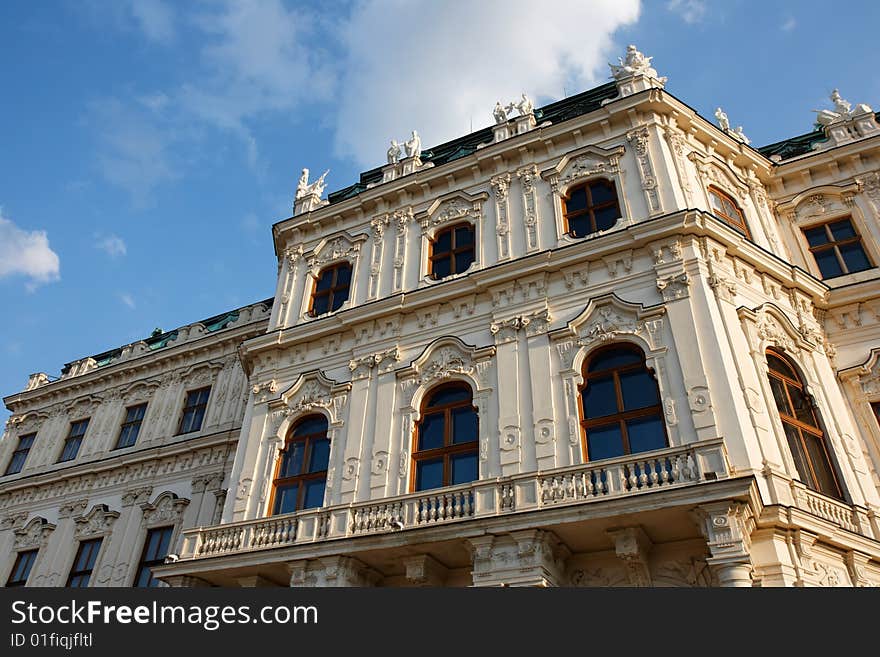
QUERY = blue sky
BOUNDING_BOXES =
[1,0,878,427]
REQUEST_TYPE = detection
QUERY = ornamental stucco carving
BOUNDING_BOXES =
[74,504,120,539]
[271,370,351,430]
[397,337,495,409]
[552,294,666,355]
[141,492,190,526]
[541,144,624,197]
[13,517,56,550]
[419,192,488,234]
[305,231,365,271]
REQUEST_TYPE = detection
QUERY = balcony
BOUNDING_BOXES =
[177,439,730,561]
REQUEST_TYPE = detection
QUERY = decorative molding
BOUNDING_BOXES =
[607,526,653,587]
[141,491,190,526]
[627,127,661,214]
[305,231,366,272]
[418,191,488,234]
[490,173,512,260]
[73,504,120,539]
[656,272,690,301]
[517,165,541,252]
[271,370,352,429]
[349,347,401,380]
[13,517,56,550]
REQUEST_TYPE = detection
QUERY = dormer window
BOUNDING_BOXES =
[430,223,475,280]
[708,187,750,237]
[309,262,352,316]
[563,179,621,238]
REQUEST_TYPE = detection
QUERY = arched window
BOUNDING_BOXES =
[309,262,352,316]
[270,415,331,515]
[579,344,667,461]
[563,179,621,238]
[765,349,842,499]
[430,223,475,280]
[708,187,750,237]
[412,383,479,491]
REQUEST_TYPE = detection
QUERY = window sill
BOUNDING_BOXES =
[820,267,878,287]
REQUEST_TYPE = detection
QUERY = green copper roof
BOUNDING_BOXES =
[757,112,880,161]
[61,297,274,376]
[326,82,621,205]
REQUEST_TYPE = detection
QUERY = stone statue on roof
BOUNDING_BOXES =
[609,44,666,83]
[295,168,329,200]
[493,101,509,124]
[387,139,401,164]
[814,89,874,126]
[405,130,421,159]
[715,107,730,132]
[514,93,533,117]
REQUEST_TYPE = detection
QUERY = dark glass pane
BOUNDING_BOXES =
[723,199,741,221]
[19,434,35,449]
[315,269,334,291]
[418,413,445,451]
[432,256,451,279]
[839,242,871,273]
[619,370,660,410]
[415,458,444,491]
[293,416,328,437]
[455,225,474,246]
[71,420,89,437]
[767,354,797,379]
[709,192,725,214]
[589,181,615,204]
[135,566,153,587]
[59,437,82,462]
[273,484,299,515]
[814,249,843,278]
[189,407,205,432]
[567,215,589,238]
[804,226,829,247]
[452,407,478,444]
[594,205,619,231]
[330,288,348,311]
[783,423,810,485]
[197,388,211,404]
[6,452,26,474]
[566,187,587,212]
[335,264,352,285]
[144,530,162,561]
[588,348,641,373]
[451,452,478,485]
[768,376,792,415]
[308,438,331,472]
[582,376,618,418]
[434,230,452,253]
[454,249,474,274]
[303,479,326,509]
[626,416,667,454]
[311,294,329,316]
[586,423,625,461]
[427,386,470,407]
[803,433,841,498]
[829,219,856,241]
[156,528,173,559]
[68,575,88,588]
[280,440,306,477]
[786,384,817,426]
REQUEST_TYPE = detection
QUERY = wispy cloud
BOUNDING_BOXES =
[781,16,797,32]
[119,293,136,309]
[127,0,176,43]
[334,0,641,166]
[95,234,127,258]
[667,0,706,24]
[0,207,61,289]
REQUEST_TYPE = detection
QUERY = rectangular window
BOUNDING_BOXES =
[803,218,873,279]
[5,433,36,475]
[58,419,89,463]
[134,526,174,587]
[115,404,147,449]
[66,538,102,588]
[177,387,210,435]
[6,550,38,587]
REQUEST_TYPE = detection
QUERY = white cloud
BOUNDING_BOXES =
[667,0,706,24]
[119,293,136,309]
[128,0,176,43]
[96,234,127,258]
[781,17,797,32]
[0,208,60,288]
[334,0,641,166]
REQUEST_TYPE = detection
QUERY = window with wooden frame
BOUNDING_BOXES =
[802,217,873,279]
[766,349,843,499]
[177,387,210,435]
[58,419,89,463]
[579,344,667,461]
[412,383,479,492]
[708,187,750,237]
[270,415,331,515]
[429,223,475,280]
[563,178,621,238]
[6,549,38,587]
[134,526,174,587]
[309,262,352,316]
[115,403,147,449]
[5,433,35,475]
[66,538,102,588]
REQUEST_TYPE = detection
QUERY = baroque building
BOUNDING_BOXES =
[4,45,880,587]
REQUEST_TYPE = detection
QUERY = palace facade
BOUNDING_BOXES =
[4,46,880,587]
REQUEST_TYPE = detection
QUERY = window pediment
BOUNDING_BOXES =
[14,516,56,550]
[738,303,819,354]
[541,144,625,196]
[306,231,366,270]
[418,191,488,234]
[687,151,749,202]
[272,370,351,429]
[776,185,860,225]
[74,504,120,539]
[397,337,495,409]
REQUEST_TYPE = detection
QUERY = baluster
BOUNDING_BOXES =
[627,463,638,490]
[659,458,670,484]
[638,461,649,488]
[684,453,696,480]
[671,454,682,482]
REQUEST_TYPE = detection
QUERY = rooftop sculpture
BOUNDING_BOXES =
[295,167,329,200]
[715,107,750,144]
[609,44,667,83]
[814,89,874,126]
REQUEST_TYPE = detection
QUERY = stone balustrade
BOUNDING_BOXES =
[792,483,861,533]
[178,439,730,561]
